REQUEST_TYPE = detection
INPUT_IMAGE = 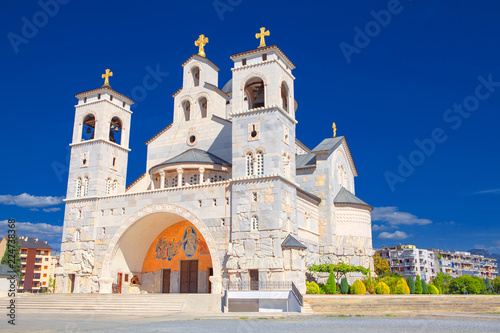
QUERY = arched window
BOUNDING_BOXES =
[83,177,89,196]
[337,163,347,188]
[281,81,289,112]
[113,180,118,195]
[256,151,264,176]
[74,229,80,242]
[246,152,254,177]
[251,216,259,231]
[283,154,291,178]
[244,78,265,109]
[192,66,200,87]
[75,178,82,198]
[82,114,95,141]
[190,173,198,185]
[109,117,122,145]
[183,101,191,121]
[172,175,178,187]
[106,178,112,195]
[199,97,207,118]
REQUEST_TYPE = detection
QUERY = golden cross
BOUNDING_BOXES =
[195,34,209,57]
[102,69,113,86]
[255,27,270,48]
[332,122,337,138]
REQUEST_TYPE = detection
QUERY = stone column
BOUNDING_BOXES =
[150,175,155,190]
[199,167,205,184]
[159,171,165,189]
[177,167,183,187]
[253,157,257,177]
[99,278,114,294]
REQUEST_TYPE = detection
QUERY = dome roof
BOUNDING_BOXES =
[222,79,232,94]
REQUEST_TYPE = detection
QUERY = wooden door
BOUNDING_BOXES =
[162,269,171,293]
[180,260,198,293]
[117,273,122,294]
[249,269,259,290]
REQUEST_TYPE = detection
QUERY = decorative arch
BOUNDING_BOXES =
[243,76,266,109]
[81,113,96,141]
[101,203,222,281]
[280,80,290,112]
[109,116,122,145]
[190,65,201,87]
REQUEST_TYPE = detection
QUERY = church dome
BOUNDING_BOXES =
[222,79,232,94]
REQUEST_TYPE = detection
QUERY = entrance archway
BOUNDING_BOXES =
[100,204,222,294]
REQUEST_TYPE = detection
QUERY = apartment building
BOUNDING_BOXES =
[435,250,498,279]
[378,245,436,282]
[18,237,54,293]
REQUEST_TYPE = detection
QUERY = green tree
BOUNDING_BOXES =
[373,252,391,277]
[448,275,486,294]
[422,280,428,294]
[340,277,349,294]
[394,278,410,294]
[432,272,452,294]
[415,275,423,294]
[492,277,500,294]
[0,231,21,276]
[308,262,369,285]
[484,278,494,294]
[324,269,338,294]
[406,276,415,294]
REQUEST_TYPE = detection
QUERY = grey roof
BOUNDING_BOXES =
[334,187,372,210]
[222,79,232,94]
[19,237,52,250]
[281,234,307,249]
[312,136,344,152]
[296,153,316,169]
[152,149,231,170]
[0,265,16,278]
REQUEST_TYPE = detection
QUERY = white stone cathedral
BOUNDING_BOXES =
[56,31,374,295]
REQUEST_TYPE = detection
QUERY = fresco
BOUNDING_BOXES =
[142,220,212,275]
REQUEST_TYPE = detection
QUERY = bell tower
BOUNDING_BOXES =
[67,70,134,199]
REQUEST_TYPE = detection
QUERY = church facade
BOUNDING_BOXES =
[55,31,374,295]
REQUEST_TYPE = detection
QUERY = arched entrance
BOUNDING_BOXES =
[99,204,222,294]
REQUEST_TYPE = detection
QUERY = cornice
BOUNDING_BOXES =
[75,99,133,115]
[70,139,131,152]
[229,105,298,124]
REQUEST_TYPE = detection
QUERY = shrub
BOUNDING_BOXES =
[306,281,321,294]
[427,285,439,294]
[394,278,410,295]
[363,277,375,294]
[340,277,349,294]
[415,275,423,294]
[406,277,415,294]
[377,275,402,294]
[350,279,366,295]
[448,275,487,294]
[484,279,494,294]
[422,280,428,294]
[318,283,327,294]
[375,281,390,294]
[432,272,452,294]
[324,272,338,294]
[492,277,500,294]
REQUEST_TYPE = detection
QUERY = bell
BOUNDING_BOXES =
[86,127,92,134]
[113,126,120,132]
[253,84,265,108]
[109,130,115,143]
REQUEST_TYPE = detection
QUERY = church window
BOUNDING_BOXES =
[213,199,217,206]
[122,208,125,215]
[81,152,88,167]
[221,218,225,226]
[83,97,87,103]
[98,94,101,100]
[122,102,126,108]
[226,197,229,205]
[82,114,95,141]
[256,151,264,176]
[74,229,80,241]
[337,163,347,188]
[113,180,118,194]
[164,178,169,188]
[262,54,267,61]
[109,117,122,145]
[75,178,82,198]
[244,78,265,109]
[281,81,289,112]
[83,177,89,196]
[242,58,247,66]
[172,176,178,187]
[102,227,106,234]
[100,210,104,216]
[110,95,113,101]
[252,192,258,202]
[112,156,117,168]
[183,100,191,121]
[106,178,112,195]
[124,274,129,283]
[284,126,289,144]
[192,66,200,87]
[251,216,258,231]
[198,200,202,207]
[246,152,254,176]
[190,173,199,185]
[199,97,208,118]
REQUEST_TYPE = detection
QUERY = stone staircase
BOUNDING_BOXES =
[304,295,500,315]
[7,293,191,316]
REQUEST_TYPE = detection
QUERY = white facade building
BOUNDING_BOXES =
[378,245,436,282]
[56,38,374,295]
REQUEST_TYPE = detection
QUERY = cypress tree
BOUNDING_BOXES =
[406,276,416,294]
[422,279,428,294]
[0,231,22,276]
[324,271,338,294]
[415,275,423,294]
[340,277,349,294]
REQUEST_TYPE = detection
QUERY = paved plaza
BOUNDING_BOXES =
[2,313,499,332]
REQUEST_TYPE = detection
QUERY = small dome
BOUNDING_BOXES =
[222,79,232,94]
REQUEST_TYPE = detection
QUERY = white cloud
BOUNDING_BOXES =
[42,208,61,213]
[378,230,410,240]
[372,207,432,226]
[0,220,62,249]
[372,224,390,231]
[474,189,500,195]
[0,193,64,208]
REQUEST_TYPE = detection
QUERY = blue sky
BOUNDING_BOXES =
[1,0,499,252]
